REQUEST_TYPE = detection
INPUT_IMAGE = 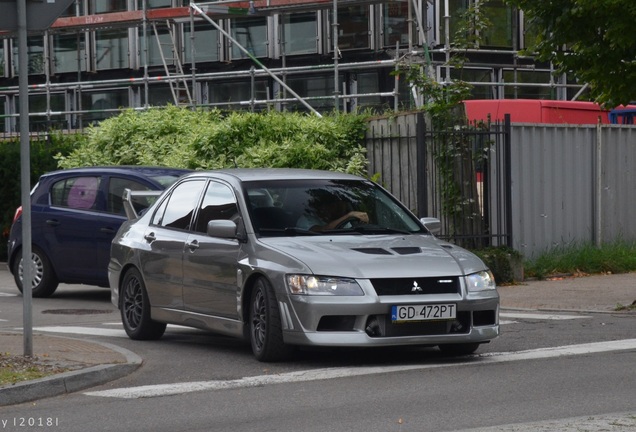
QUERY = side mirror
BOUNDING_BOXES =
[207,220,239,239]
[420,217,441,235]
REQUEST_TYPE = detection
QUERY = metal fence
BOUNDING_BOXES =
[367,113,636,257]
[366,112,512,250]
[510,123,636,257]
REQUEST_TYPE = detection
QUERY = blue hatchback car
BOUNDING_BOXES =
[7,166,191,297]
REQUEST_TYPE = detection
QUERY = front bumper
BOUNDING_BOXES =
[277,279,500,348]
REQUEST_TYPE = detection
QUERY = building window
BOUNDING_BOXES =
[481,0,513,48]
[138,0,173,9]
[0,41,5,77]
[458,68,497,99]
[383,2,414,47]
[437,0,468,47]
[0,95,6,133]
[17,93,68,131]
[503,70,553,99]
[208,79,268,110]
[146,85,175,106]
[53,33,87,74]
[353,71,381,110]
[231,16,268,59]
[184,22,220,63]
[282,12,318,55]
[95,29,129,70]
[285,74,341,110]
[331,5,370,51]
[520,11,539,50]
[81,89,129,126]
[12,36,46,76]
[59,2,82,16]
[141,24,173,66]
[92,0,128,14]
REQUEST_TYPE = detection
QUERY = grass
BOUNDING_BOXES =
[0,352,69,387]
[523,240,636,280]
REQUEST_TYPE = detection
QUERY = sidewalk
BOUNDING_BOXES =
[1,272,634,407]
[498,272,636,313]
[0,330,141,406]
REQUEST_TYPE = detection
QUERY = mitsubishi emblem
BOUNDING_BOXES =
[411,281,423,292]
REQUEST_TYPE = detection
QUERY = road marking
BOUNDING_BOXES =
[31,324,196,338]
[0,292,17,297]
[84,338,636,400]
[500,312,591,321]
[33,326,128,338]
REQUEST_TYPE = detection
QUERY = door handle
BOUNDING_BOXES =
[100,227,116,234]
[45,219,60,227]
[186,240,200,251]
[144,232,156,242]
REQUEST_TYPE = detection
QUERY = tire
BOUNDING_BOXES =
[249,277,295,362]
[12,246,59,298]
[438,343,481,356]
[120,268,166,340]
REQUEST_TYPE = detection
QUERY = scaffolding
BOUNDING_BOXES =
[0,0,584,133]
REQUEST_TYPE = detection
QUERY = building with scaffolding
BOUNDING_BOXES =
[0,0,584,133]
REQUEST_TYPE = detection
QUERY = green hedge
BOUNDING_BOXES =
[57,107,369,175]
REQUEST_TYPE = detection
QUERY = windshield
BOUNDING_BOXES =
[243,179,426,237]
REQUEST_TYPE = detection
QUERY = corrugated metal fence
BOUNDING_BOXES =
[511,124,636,257]
[366,113,636,258]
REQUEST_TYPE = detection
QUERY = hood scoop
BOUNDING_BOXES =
[351,247,393,255]
[391,247,422,255]
[351,247,423,255]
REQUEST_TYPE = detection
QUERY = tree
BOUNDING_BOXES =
[506,0,636,108]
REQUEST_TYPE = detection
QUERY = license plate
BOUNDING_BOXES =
[391,304,457,322]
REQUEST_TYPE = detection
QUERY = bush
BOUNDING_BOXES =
[473,246,524,284]
[57,107,370,176]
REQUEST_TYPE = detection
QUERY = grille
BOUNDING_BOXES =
[365,312,471,338]
[370,277,460,296]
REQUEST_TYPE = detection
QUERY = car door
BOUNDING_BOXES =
[92,175,158,282]
[37,174,108,284]
[182,180,241,319]
[139,179,207,309]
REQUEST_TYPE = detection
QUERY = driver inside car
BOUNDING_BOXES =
[297,194,369,232]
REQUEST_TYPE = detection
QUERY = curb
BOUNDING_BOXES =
[500,306,628,315]
[0,339,142,407]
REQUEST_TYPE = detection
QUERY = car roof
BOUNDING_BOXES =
[183,168,364,182]
[40,166,192,179]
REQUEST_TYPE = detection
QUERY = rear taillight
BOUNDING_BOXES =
[13,206,22,223]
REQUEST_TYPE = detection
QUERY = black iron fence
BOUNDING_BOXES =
[366,112,512,250]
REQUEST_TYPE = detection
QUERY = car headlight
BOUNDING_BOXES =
[465,270,496,292]
[286,275,364,296]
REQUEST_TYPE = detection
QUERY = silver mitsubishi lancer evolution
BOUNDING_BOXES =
[109,168,499,362]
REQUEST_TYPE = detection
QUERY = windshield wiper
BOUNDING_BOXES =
[283,227,319,236]
[258,227,319,237]
[326,225,413,235]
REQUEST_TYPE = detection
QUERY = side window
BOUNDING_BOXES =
[156,180,205,230]
[108,177,153,215]
[50,176,101,210]
[194,182,238,234]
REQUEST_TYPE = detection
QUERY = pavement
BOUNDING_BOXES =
[1,272,635,411]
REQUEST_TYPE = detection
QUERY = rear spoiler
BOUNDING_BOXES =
[122,188,163,220]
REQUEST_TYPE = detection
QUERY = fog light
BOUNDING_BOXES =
[450,320,466,333]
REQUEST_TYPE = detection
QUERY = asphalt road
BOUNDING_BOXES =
[1,268,635,431]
